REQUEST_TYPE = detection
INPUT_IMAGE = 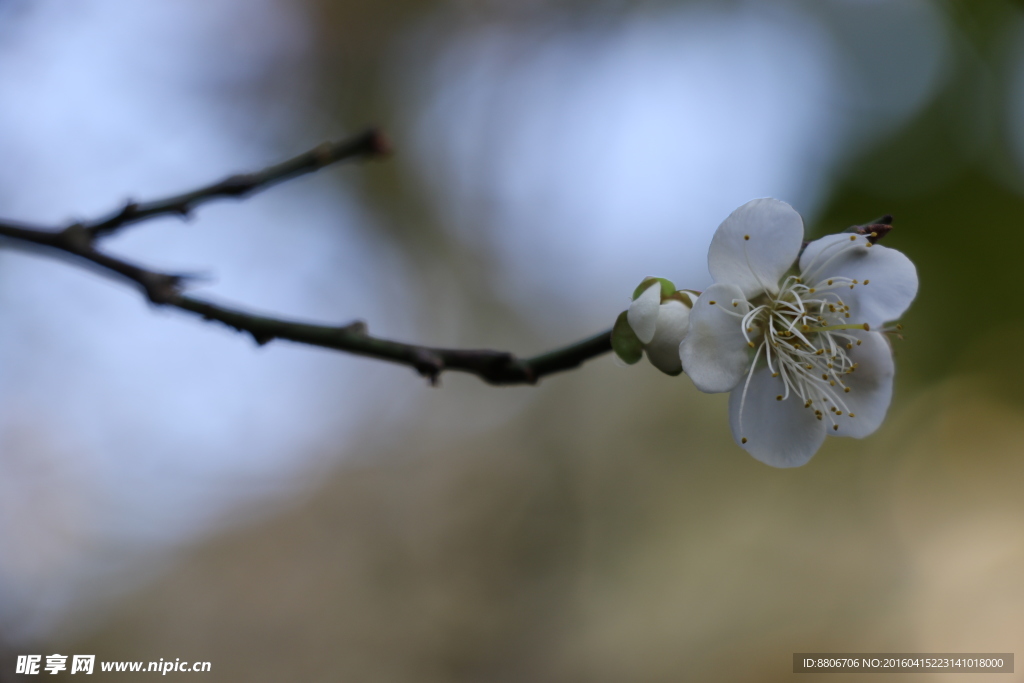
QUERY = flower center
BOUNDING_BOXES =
[738,273,870,431]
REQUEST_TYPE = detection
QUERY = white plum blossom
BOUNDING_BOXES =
[679,198,918,467]
[625,278,692,375]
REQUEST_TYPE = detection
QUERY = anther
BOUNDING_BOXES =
[863,323,870,331]
[833,424,839,431]
[732,302,738,307]
[827,279,833,285]
[744,235,750,241]
[776,395,783,401]
[849,413,855,418]
[863,279,870,284]
[856,340,862,345]
[772,372,779,377]
[709,300,716,305]
[748,341,755,348]
[822,374,828,380]
[849,235,856,241]
[843,387,850,393]
[804,400,812,408]
[829,380,836,386]
[741,437,748,444]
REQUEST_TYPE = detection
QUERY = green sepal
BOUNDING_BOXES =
[631,277,676,302]
[665,290,694,307]
[611,311,643,365]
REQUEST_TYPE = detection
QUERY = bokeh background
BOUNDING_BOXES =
[0,0,1022,680]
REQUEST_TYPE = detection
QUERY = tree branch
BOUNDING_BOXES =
[82,128,391,239]
[175,296,612,385]
[0,130,613,385]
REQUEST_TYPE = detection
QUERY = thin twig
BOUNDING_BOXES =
[176,296,612,385]
[0,131,613,385]
[83,129,391,239]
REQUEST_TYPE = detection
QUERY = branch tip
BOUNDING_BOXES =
[366,128,393,157]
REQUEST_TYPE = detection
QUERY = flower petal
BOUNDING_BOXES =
[830,330,894,438]
[728,367,827,467]
[627,281,661,344]
[708,198,805,299]
[645,300,690,375]
[679,283,751,393]
[799,234,918,327]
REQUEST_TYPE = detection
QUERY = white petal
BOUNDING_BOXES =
[627,281,661,344]
[708,198,805,299]
[728,367,827,468]
[645,300,690,375]
[679,283,751,393]
[830,330,894,438]
[799,234,918,327]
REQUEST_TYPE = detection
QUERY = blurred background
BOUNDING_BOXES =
[0,0,1021,680]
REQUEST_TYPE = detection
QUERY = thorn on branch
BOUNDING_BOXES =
[115,200,139,222]
[412,349,445,385]
[250,330,275,346]
[141,273,187,305]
